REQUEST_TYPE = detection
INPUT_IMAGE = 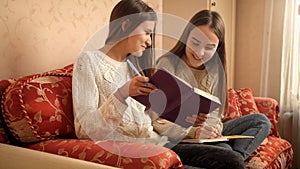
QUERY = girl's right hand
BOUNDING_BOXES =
[195,125,222,139]
[117,76,157,99]
[129,76,157,96]
[188,125,221,139]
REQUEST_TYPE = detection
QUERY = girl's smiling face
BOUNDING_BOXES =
[183,25,219,69]
[127,21,155,57]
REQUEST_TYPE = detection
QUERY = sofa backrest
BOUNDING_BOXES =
[0,64,271,144]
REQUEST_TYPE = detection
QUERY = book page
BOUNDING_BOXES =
[192,87,221,104]
[181,135,255,143]
[181,137,229,143]
[225,135,255,139]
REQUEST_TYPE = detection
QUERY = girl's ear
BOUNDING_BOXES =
[121,19,131,32]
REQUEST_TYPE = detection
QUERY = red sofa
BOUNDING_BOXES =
[0,64,293,169]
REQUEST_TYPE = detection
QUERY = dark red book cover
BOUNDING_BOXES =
[132,68,221,127]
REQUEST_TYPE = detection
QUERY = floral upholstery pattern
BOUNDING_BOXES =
[0,79,16,144]
[246,97,293,169]
[223,88,259,122]
[223,88,280,137]
[222,88,241,122]
[255,97,280,137]
[235,88,259,115]
[245,136,293,169]
[1,73,76,143]
[26,139,183,169]
[0,64,293,169]
[222,89,293,169]
[0,65,184,169]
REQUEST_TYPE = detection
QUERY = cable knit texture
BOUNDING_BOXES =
[72,50,168,145]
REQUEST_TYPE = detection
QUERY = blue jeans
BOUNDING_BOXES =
[216,113,271,160]
[168,143,245,169]
[165,113,270,169]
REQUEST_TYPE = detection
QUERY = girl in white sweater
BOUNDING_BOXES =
[72,0,168,145]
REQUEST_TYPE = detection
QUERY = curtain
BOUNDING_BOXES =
[280,0,300,168]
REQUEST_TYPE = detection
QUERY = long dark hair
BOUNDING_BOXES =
[105,0,157,77]
[162,10,228,110]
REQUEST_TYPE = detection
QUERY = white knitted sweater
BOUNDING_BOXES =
[72,50,168,145]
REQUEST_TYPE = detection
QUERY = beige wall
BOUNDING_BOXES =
[234,0,265,95]
[235,0,285,101]
[265,0,285,101]
[0,0,162,80]
[0,0,285,102]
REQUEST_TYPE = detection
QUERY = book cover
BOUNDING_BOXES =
[132,68,222,128]
[181,135,255,143]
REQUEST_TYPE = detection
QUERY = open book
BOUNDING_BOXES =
[181,135,255,143]
[132,68,222,128]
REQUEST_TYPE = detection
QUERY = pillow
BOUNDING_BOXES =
[235,88,259,115]
[1,69,76,143]
[222,88,241,122]
[0,79,16,144]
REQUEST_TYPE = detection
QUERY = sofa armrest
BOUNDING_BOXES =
[254,97,280,137]
[26,139,184,169]
[0,143,120,169]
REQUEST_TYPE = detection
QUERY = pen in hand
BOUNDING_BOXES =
[126,59,143,76]
[126,59,148,86]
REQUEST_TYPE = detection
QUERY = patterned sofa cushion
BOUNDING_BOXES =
[222,88,241,122]
[255,97,280,137]
[0,79,16,143]
[1,71,76,143]
[224,88,279,137]
[223,88,259,122]
[235,88,259,115]
[26,139,183,169]
[245,136,293,169]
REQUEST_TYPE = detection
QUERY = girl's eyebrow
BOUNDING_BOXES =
[206,44,216,48]
[192,37,216,47]
[192,37,201,43]
[145,28,153,33]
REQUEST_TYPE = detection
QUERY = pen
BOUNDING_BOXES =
[126,59,143,76]
[126,59,148,86]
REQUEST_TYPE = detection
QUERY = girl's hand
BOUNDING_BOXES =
[128,76,157,96]
[117,76,157,99]
[185,113,209,127]
[189,125,222,139]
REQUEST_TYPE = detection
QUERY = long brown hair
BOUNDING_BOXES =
[105,0,157,77]
[162,10,228,110]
